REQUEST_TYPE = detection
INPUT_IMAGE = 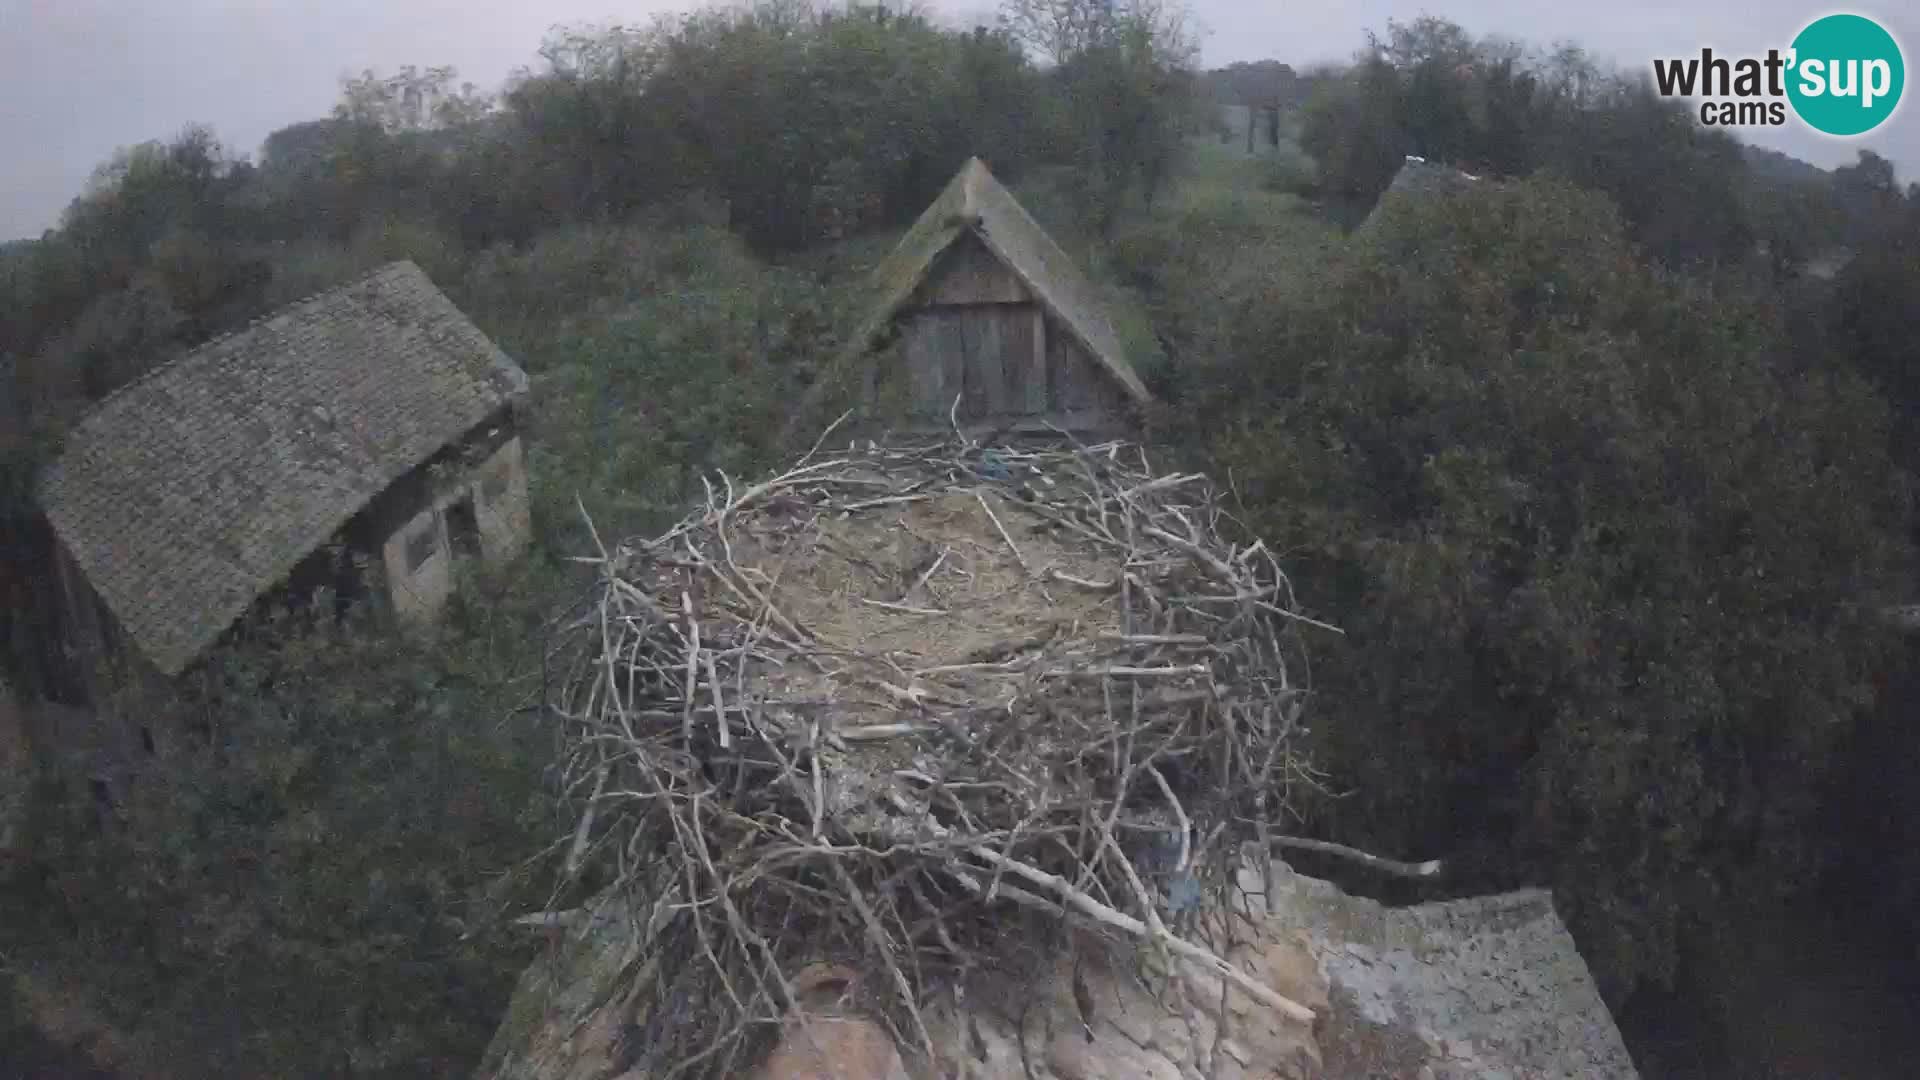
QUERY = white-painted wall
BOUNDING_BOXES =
[382,502,454,625]
[378,433,533,627]
[473,435,531,565]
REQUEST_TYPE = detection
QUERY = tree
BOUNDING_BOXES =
[59,126,243,289]
[17,596,557,1076]
[1827,165,1920,465]
[7,127,271,402]
[50,273,185,399]
[1001,0,1202,233]
[1535,77,1753,266]
[507,3,1051,251]
[334,65,496,133]
[1298,18,1758,266]
[1299,56,1409,202]
[1189,176,1911,1001]
[1742,174,1843,281]
[1832,148,1907,246]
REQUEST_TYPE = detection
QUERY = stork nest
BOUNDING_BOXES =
[546,433,1335,1078]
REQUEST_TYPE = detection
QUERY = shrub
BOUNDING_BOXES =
[14,590,560,1076]
[1262,146,1320,197]
[1187,176,1911,1000]
[521,227,838,551]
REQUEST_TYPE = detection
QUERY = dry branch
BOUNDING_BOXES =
[1270,835,1443,878]
[543,436,1336,1078]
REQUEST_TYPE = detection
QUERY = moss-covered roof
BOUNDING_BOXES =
[1363,155,1486,228]
[836,157,1150,405]
[40,261,526,675]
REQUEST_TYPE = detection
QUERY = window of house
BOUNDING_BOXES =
[481,461,511,502]
[404,523,438,572]
[445,496,481,559]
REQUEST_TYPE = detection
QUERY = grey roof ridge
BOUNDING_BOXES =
[962,161,1148,403]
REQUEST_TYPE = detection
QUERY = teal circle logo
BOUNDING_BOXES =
[1787,14,1905,136]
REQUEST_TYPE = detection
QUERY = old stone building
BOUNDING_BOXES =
[35,260,530,701]
[818,157,1152,438]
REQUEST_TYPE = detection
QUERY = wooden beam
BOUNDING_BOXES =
[1028,305,1048,413]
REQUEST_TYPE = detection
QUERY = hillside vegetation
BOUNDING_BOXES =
[4,3,1920,1075]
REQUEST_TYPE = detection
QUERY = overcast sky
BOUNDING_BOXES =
[2,0,1915,240]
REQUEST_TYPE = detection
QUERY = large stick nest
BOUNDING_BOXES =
[548,434,1333,1078]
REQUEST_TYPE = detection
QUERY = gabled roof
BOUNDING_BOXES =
[838,157,1150,404]
[40,261,527,676]
[1363,155,1485,228]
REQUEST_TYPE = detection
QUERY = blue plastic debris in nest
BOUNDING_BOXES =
[1167,873,1203,914]
[975,449,1010,482]
[1147,826,1204,914]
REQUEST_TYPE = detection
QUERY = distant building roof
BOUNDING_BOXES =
[836,157,1150,406]
[1363,155,1485,228]
[40,261,527,676]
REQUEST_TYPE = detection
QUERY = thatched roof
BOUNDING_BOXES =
[836,157,1150,405]
[40,261,527,676]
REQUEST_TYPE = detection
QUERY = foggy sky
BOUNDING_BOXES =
[3,0,1915,240]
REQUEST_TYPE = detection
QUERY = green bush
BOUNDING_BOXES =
[511,5,1051,253]
[522,228,842,550]
[1262,146,1320,197]
[1187,176,1911,1000]
[1105,173,1337,405]
[15,583,560,1077]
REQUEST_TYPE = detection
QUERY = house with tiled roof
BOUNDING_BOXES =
[36,261,530,698]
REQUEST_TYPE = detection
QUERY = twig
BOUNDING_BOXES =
[1255,601,1346,636]
[836,723,935,741]
[857,597,949,617]
[512,909,589,931]
[801,409,855,468]
[682,591,700,747]
[705,649,729,750]
[973,489,1028,573]
[540,435,1325,1076]
[1271,835,1442,878]
[902,546,950,601]
[1146,765,1190,874]
[962,846,1316,1024]
[1047,568,1118,591]
[565,762,608,879]
[1046,665,1211,679]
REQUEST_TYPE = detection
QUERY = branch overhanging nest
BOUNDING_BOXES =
[546,433,1337,1078]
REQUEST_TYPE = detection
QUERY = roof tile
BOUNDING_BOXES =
[40,261,526,675]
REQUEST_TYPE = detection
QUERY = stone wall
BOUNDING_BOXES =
[1245,862,1640,1079]
[382,501,456,626]
[476,860,1638,1079]
[474,435,532,565]
[378,429,531,627]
